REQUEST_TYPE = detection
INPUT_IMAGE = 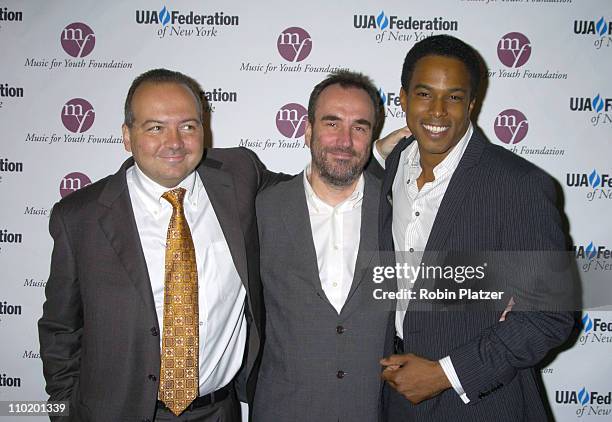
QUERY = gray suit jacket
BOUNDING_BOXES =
[38,148,281,422]
[380,129,574,421]
[253,171,393,422]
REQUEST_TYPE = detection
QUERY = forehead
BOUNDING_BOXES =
[314,84,375,118]
[131,82,199,117]
[410,55,471,90]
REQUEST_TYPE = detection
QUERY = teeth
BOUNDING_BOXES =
[423,124,449,134]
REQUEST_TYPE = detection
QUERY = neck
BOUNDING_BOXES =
[308,169,359,207]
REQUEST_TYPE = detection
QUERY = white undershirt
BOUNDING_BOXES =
[303,165,363,314]
[127,164,247,396]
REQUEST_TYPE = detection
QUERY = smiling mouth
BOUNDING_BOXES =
[159,155,186,162]
[422,124,450,134]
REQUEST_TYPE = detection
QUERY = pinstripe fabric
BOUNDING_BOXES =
[380,129,574,422]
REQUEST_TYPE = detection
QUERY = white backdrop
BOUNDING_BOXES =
[1,0,611,420]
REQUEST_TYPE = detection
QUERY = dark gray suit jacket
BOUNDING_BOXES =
[38,148,280,422]
[380,129,574,421]
[253,171,393,422]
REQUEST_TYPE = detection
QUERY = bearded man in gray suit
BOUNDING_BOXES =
[252,71,393,422]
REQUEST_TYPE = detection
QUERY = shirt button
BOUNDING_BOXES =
[333,245,339,250]
[148,374,157,382]
[415,211,420,217]
[336,325,345,334]
[409,248,414,253]
[332,282,338,287]
[150,327,158,336]
[337,370,346,379]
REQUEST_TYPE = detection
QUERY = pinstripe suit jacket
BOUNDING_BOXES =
[380,128,574,422]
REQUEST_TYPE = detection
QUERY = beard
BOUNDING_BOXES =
[310,134,371,188]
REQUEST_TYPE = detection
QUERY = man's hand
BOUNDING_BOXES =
[375,126,412,160]
[380,353,452,404]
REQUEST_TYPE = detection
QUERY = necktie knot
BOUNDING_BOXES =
[162,188,187,210]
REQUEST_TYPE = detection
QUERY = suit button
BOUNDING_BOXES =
[148,374,157,382]
[336,325,345,334]
[150,327,158,336]
[336,370,346,379]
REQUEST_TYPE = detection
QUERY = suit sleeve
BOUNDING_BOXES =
[38,203,83,410]
[447,169,575,404]
[240,147,292,192]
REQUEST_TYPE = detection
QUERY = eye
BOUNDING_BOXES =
[325,121,337,127]
[449,95,464,102]
[181,124,195,130]
[415,91,430,98]
[148,125,162,132]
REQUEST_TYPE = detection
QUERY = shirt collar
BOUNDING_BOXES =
[405,123,473,178]
[132,164,200,212]
[303,163,364,213]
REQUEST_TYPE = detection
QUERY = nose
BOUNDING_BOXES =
[430,97,447,118]
[164,126,184,149]
[337,125,353,148]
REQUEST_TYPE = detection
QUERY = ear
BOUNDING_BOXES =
[468,97,476,116]
[122,124,132,153]
[399,87,408,113]
[304,121,312,149]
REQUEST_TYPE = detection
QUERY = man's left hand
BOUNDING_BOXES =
[380,353,452,404]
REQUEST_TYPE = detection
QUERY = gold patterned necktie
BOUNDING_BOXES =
[159,187,199,416]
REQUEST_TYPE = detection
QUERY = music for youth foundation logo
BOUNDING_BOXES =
[238,103,309,151]
[487,32,567,80]
[24,22,132,70]
[492,108,562,156]
[240,27,347,75]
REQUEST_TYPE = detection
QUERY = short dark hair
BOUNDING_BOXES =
[123,68,203,127]
[401,35,482,99]
[308,70,383,136]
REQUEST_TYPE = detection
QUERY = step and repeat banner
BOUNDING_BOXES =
[1,0,611,420]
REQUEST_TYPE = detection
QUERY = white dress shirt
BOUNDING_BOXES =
[374,124,473,403]
[303,165,363,314]
[126,164,247,396]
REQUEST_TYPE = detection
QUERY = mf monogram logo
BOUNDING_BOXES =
[61,98,95,133]
[276,103,308,138]
[497,32,531,68]
[494,109,529,144]
[61,22,96,58]
[277,27,312,62]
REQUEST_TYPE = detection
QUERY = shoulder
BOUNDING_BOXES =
[53,174,113,216]
[255,174,300,208]
[204,147,259,168]
[479,139,552,186]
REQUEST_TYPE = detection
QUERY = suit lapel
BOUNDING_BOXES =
[425,130,486,252]
[280,174,328,299]
[97,158,158,325]
[197,160,249,289]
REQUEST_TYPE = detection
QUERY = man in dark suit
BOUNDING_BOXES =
[38,69,280,421]
[378,35,574,421]
[252,71,393,422]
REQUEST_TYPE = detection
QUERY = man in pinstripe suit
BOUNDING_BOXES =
[377,35,574,421]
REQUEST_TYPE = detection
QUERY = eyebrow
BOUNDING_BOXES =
[413,83,468,94]
[140,118,201,126]
[320,114,372,128]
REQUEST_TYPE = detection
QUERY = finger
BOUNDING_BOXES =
[381,353,412,366]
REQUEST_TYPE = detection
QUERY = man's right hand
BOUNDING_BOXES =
[375,126,412,160]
